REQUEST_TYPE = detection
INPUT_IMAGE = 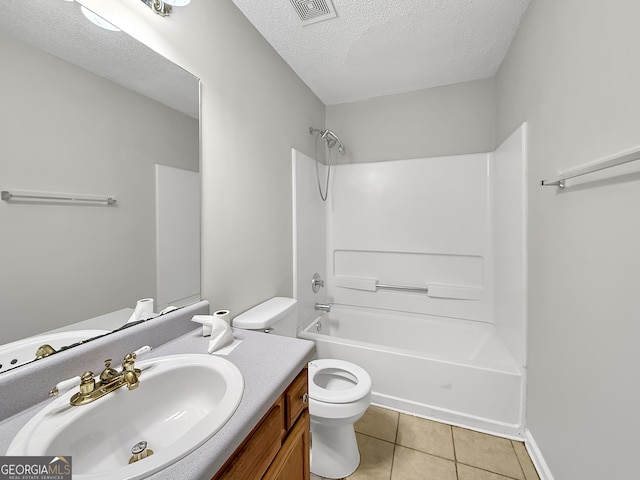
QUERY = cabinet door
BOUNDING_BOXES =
[284,368,308,431]
[263,410,310,480]
[214,397,284,480]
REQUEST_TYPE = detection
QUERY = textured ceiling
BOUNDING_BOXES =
[231,0,531,105]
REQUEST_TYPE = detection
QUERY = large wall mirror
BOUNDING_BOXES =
[0,0,200,373]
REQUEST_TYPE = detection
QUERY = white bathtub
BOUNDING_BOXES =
[299,305,525,438]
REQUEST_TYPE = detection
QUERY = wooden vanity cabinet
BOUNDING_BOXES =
[212,368,310,480]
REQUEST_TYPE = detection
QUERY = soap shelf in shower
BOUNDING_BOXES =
[376,283,428,293]
[335,277,483,300]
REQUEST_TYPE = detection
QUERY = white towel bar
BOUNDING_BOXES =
[1,190,117,205]
[541,145,640,189]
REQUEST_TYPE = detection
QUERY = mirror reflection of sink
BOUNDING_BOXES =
[7,354,244,480]
[0,329,110,373]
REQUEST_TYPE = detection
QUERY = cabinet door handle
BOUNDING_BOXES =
[302,393,309,404]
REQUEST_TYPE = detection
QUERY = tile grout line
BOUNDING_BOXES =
[388,443,396,480]
[394,412,400,444]
[388,412,400,480]
[456,460,521,480]
[394,443,458,463]
[510,440,528,480]
[451,425,458,462]
[452,426,459,480]
[356,431,396,445]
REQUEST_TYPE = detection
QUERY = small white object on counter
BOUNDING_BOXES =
[207,319,234,354]
[127,298,155,324]
[191,315,214,336]
[191,315,235,353]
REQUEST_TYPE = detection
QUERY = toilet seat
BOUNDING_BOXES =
[308,359,372,404]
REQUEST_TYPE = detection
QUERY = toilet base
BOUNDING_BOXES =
[310,422,360,479]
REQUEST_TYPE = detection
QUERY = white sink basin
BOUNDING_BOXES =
[7,354,244,480]
[0,329,110,372]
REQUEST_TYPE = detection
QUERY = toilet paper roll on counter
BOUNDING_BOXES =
[127,298,155,324]
[214,310,230,324]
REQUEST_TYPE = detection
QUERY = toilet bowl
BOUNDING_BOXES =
[308,359,372,479]
[232,297,372,479]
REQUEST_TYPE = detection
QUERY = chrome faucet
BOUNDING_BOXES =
[49,346,151,407]
[314,302,331,313]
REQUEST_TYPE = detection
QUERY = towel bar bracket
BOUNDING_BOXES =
[540,179,565,189]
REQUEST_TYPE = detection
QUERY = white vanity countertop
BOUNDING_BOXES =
[0,327,316,480]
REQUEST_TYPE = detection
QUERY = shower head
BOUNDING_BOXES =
[321,130,336,147]
[309,127,346,155]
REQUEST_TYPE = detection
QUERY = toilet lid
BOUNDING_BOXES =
[308,359,372,404]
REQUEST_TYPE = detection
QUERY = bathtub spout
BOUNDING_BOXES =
[314,303,331,313]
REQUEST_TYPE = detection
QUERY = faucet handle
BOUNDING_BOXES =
[35,344,57,360]
[133,345,152,358]
[78,371,96,395]
[49,375,81,397]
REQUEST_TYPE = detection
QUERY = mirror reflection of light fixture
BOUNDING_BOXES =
[140,0,191,17]
[80,6,122,31]
[74,0,191,32]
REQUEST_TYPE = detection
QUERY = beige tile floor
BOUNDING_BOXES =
[311,406,540,480]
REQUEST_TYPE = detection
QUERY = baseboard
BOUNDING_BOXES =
[371,393,524,440]
[524,429,555,480]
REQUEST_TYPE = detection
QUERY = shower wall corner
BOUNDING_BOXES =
[490,122,528,369]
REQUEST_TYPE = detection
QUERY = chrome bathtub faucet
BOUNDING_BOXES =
[314,303,331,313]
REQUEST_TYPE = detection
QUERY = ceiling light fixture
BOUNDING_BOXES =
[139,0,191,17]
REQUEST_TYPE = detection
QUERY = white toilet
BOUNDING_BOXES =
[233,297,372,479]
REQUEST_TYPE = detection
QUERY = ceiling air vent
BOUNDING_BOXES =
[289,0,337,26]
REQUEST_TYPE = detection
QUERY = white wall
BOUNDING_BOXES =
[496,1,640,478]
[325,78,496,163]
[79,0,326,317]
[0,33,198,342]
[292,149,327,330]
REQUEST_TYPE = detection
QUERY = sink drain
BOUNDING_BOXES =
[129,441,154,464]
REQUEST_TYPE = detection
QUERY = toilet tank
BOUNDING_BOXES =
[232,297,297,337]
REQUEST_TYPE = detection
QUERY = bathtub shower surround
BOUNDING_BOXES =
[292,124,528,438]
